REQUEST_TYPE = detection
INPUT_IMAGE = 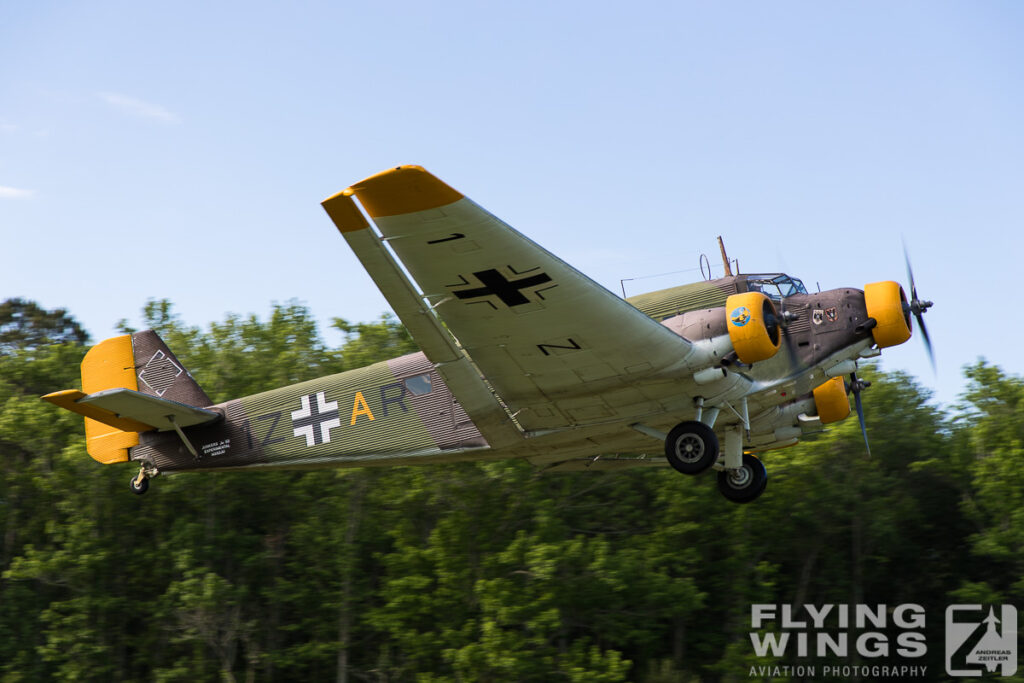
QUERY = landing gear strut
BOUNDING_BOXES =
[129,465,158,495]
[664,421,719,474]
[645,417,768,503]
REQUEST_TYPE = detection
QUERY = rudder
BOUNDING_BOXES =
[81,335,140,464]
[49,330,211,464]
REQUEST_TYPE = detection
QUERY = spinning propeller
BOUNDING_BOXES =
[848,246,935,456]
[848,371,872,456]
[766,300,801,369]
[904,247,935,371]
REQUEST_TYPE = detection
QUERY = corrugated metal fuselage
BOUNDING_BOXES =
[131,353,490,473]
[131,277,876,474]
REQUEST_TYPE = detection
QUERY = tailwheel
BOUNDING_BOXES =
[129,467,154,495]
[717,453,767,504]
[665,421,719,475]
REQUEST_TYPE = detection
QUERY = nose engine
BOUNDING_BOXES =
[862,250,935,364]
[864,281,912,348]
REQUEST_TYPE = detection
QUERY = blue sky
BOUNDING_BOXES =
[2,1,1022,408]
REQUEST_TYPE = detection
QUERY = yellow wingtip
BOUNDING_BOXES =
[346,165,463,218]
[322,190,371,234]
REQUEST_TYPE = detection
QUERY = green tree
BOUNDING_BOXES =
[0,302,91,681]
[0,298,88,357]
[954,362,1024,606]
[5,298,1022,682]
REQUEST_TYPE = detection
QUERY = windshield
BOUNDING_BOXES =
[745,274,808,300]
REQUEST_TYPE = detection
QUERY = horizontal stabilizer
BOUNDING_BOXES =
[43,388,220,432]
[43,389,154,432]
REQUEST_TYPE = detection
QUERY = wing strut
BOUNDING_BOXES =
[166,414,199,457]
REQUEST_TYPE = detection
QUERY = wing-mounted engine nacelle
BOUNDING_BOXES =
[724,292,782,363]
[667,291,784,373]
[811,376,851,424]
[744,381,851,452]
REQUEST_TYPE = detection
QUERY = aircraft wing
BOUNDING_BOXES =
[323,166,696,433]
[535,456,669,472]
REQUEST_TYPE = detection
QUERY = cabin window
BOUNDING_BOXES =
[753,281,783,299]
[404,373,433,396]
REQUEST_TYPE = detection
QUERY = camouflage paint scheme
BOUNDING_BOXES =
[46,165,924,500]
[130,345,489,473]
[126,275,877,475]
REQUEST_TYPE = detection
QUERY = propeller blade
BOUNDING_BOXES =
[774,299,800,370]
[850,372,871,457]
[903,244,936,373]
[853,388,871,457]
[916,312,936,372]
[904,245,918,304]
[782,329,799,369]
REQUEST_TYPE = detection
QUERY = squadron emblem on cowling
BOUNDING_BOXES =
[730,306,752,327]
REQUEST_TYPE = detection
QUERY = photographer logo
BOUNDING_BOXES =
[946,605,1017,677]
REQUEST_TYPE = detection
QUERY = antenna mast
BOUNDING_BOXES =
[717,236,733,276]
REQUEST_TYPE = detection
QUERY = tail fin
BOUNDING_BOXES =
[43,331,211,464]
[130,330,211,406]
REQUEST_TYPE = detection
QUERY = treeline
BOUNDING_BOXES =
[0,299,1020,682]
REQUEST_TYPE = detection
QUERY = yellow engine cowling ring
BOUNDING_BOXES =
[725,292,782,364]
[864,280,912,348]
[813,376,851,424]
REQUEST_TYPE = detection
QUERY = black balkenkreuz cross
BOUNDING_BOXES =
[452,268,553,307]
[291,391,341,447]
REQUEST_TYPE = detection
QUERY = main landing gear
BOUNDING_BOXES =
[717,453,767,504]
[662,421,767,504]
[665,421,719,474]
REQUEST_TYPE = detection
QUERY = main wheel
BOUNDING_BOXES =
[717,453,767,503]
[129,476,149,495]
[665,421,719,475]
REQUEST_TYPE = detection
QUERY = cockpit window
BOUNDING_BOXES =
[404,373,433,396]
[745,274,807,300]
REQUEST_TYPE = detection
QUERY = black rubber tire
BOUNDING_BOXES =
[130,476,149,495]
[717,453,767,504]
[665,421,719,475]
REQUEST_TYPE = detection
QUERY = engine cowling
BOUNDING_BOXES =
[725,292,781,363]
[864,280,912,348]
[812,376,850,424]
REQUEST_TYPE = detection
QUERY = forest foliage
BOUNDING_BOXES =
[0,299,1021,682]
